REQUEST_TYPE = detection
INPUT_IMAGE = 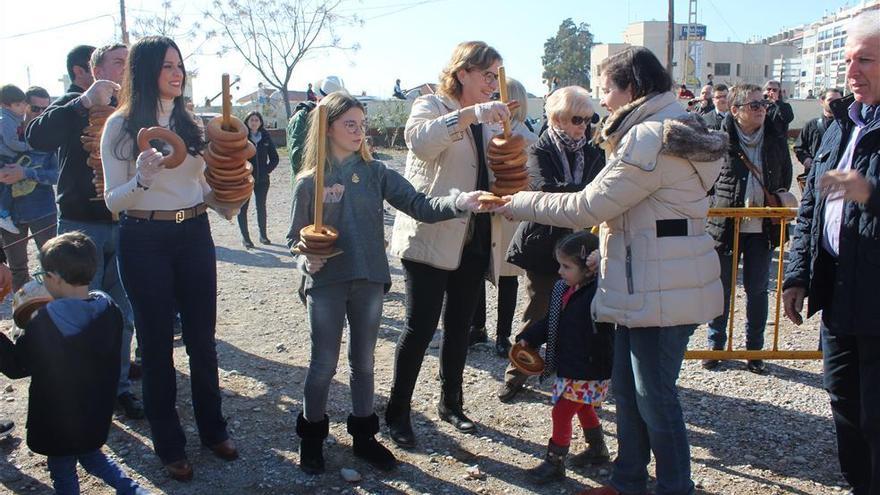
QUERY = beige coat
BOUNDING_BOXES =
[390,94,507,281]
[508,92,728,328]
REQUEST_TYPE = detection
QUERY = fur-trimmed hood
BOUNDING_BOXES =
[663,113,729,190]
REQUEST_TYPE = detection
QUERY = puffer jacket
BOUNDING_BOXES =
[390,93,506,281]
[507,92,728,328]
[706,113,793,253]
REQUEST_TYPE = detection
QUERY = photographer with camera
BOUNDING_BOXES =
[764,80,794,135]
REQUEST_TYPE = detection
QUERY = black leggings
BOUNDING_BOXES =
[237,178,270,240]
[390,250,488,404]
[471,276,519,341]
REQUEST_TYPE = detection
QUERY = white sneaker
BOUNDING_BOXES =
[0,217,19,234]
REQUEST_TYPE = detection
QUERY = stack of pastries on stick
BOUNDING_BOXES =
[202,116,255,204]
[81,105,115,198]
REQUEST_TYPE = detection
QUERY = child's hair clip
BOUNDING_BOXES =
[580,245,588,260]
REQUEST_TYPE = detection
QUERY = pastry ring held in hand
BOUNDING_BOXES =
[509,342,544,376]
[137,127,187,169]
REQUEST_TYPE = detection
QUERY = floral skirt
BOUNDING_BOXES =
[551,377,610,405]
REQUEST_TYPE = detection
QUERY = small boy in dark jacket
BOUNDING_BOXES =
[519,231,614,485]
[0,232,148,495]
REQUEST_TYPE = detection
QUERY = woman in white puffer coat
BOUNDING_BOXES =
[497,47,727,495]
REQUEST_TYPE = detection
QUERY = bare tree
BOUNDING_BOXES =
[205,0,360,119]
[132,1,204,42]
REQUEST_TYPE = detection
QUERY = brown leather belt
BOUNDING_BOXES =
[124,203,208,223]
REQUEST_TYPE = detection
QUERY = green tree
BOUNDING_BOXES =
[542,18,595,90]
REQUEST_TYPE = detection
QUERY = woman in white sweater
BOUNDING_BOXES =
[101,36,240,483]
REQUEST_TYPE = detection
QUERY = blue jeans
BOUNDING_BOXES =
[47,449,147,495]
[707,233,772,350]
[611,325,696,495]
[303,280,384,421]
[57,218,134,395]
[117,213,227,463]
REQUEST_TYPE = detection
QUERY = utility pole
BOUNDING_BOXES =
[120,0,130,44]
[667,0,675,75]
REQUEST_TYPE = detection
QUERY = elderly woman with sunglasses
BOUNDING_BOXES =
[499,85,606,402]
[703,83,793,374]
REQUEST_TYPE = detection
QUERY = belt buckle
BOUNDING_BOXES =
[175,210,185,224]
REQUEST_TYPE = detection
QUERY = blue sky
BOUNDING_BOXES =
[0,0,855,102]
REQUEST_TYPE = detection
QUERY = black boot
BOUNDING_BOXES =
[527,440,568,484]
[347,414,397,471]
[569,425,610,466]
[384,399,416,448]
[437,386,476,433]
[296,412,329,475]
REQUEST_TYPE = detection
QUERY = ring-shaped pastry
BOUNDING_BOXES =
[490,159,526,173]
[137,127,187,169]
[493,169,529,182]
[300,224,339,245]
[509,342,544,376]
[489,133,527,150]
[209,141,255,162]
[203,147,244,170]
[213,183,254,203]
[206,116,248,143]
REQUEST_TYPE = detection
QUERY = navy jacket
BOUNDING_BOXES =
[506,131,605,274]
[516,280,613,381]
[784,95,880,336]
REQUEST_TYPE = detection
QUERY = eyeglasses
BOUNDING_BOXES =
[341,120,367,135]
[570,115,591,126]
[736,100,770,111]
[32,270,47,285]
[765,87,780,93]
[480,70,499,84]
[30,105,47,113]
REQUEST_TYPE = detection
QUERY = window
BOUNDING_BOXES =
[833,25,842,36]
[764,65,769,78]
[714,63,731,76]
[817,54,824,63]
[833,37,844,48]
[736,63,741,76]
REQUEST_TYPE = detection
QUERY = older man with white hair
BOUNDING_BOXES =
[783,9,880,495]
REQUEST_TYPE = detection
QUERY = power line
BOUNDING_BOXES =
[0,14,115,40]
[704,0,739,40]
[363,0,448,20]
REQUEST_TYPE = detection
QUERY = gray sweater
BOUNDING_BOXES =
[287,155,462,292]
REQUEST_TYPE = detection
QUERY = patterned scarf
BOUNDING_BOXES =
[548,126,587,184]
[540,281,569,381]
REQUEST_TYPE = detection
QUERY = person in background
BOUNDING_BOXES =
[26,43,144,421]
[696,84,715,115]
[500,85,605,402]
[238,111,279,248]
[306,83,317,102]
[469,77,537,357]
[783,11,880,495]
[678,84,694,99]
[0,84,29,234]
[764,80,794,135]
[0,232,149,495]
[0,258,15,440]
[806,89,816,99]
[702,84,730,130]
[393,79,406,100]
[0,86,59,291]
[703,84,793,374]
[706,73,714,86]
[287,76,345,176]
[794,87,843,189]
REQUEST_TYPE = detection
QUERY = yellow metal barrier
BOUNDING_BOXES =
[684,207,822,361]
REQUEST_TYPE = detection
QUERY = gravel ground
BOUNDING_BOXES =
[0,148,844,494]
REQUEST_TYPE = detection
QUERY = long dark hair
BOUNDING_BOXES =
[556,231,599,269]
[244,111,265,134]
[115,36,204,160]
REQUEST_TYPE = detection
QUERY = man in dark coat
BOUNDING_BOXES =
[783,11,880,495]
[794,88,843,180]
[702,84,729,130]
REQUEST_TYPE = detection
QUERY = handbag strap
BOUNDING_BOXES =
[738,151,775,202]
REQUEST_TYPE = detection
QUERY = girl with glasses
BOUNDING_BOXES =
[287,91,487,475]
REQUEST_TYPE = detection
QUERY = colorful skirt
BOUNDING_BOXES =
[551,377,610,405]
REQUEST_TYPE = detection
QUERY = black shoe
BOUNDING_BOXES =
[348,414,397,471]
[497,371,527,403]
[437,388,476,433]
[495,339,511,358]
[747,360,766,374]
[116,392,145,419]
[296,413,329,475]
[259,236,271,245]
[468,327,488,346]
[527,440,568,484]
[242,239,254,250]
[701,359,720,370]
[0,419,14,437]
[384,400,416,448]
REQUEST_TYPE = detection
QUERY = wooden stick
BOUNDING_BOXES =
[497,66,510,138]
[221,74,231,130]
[313,105,328,230]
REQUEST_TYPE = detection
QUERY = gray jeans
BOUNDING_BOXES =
[303,280,384,421]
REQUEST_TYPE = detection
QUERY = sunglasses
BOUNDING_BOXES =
[32,270,47,285]
[737,100,770,111]
[570,115,591,126]
[30,104,47,113]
